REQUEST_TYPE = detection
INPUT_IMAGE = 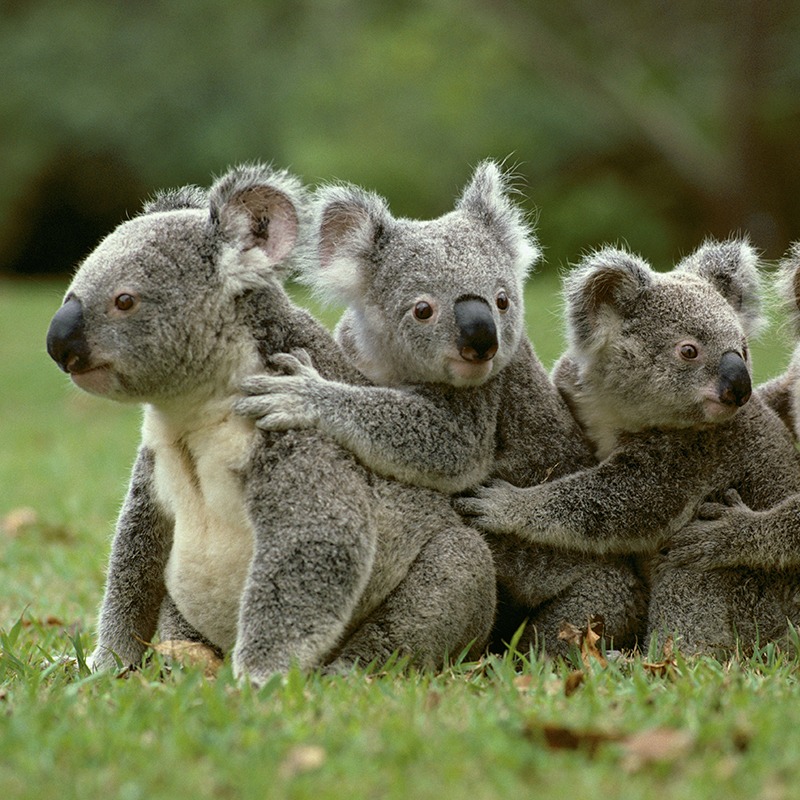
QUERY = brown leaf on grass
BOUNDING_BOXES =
[514,674,534,692]
[564,670,585,697]
[559,616,608,669]
[533,723,622,756]
[620,727,694,772]
[279,745,326,779]
[21,615,65,629]
[2,507,38,537]
[152,640,223,679]
[642,636,678,678]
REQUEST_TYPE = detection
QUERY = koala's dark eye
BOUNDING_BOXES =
[496,291,510,312]
[679,343,699,360]
[114,293,137,312]
[413,301,434,321]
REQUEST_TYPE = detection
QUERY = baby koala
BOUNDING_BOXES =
[665,243,800,580]
[238,162,646,656]
[458,239,800,654]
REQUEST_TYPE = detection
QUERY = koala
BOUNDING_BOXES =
[457,239,800,654]
[236,161,646,656]
[664,243,800,579]
[45,164,496,684]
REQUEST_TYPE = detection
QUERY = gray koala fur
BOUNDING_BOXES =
[458,238,800,654]
[237,161,646,656]
[45,164,496,683]
[664,243,800,586]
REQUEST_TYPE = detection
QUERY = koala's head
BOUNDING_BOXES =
[46,164,305,404]
[564,238,762,432]
[303,160,538,387]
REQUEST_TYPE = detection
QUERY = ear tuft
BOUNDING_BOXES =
[208,163,307,285]
[564,248,652,350]
[142,185,207,214]
[303,183,393,306]
[777,241,800,333]
[456,159,540,279]
[676,237,764,337]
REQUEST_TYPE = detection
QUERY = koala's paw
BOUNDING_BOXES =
[86,646,122,673]
[453,480,527,535]
[235,355,325,432]
[231,648,284,689]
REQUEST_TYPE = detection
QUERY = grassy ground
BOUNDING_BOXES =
[1,275,799,800]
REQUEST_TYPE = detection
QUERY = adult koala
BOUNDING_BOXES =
[45,164,496,683]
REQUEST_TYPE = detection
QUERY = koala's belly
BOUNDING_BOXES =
[147,414,255,652]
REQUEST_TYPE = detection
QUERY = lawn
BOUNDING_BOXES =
[1,274,799,800]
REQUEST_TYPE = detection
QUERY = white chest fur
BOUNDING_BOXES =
[143,403,257,652]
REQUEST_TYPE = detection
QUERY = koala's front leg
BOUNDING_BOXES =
[90,447,173,671]
[236,351,326,432]
[233,439,377,686]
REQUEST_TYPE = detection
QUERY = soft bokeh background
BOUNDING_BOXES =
[2,0,799,277]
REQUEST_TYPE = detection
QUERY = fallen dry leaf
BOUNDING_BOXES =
[514,674,534,693]
[152,640,223,679]
[537,723,622,756]
[642,636,678,678]
[2,507,38,537]
[620,727,694,772]
[559,616,608,669]
[279,745,326,779]
[564,670,585,697]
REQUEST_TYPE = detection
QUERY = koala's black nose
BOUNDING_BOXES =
[46,296,91,373]
[717,350,751,408]
[454,296,498,362]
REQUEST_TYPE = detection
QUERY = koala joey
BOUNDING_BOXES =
[664,243,800,579]
[458,238,800,654]
[237,161,646,656]
[45,164,496,683]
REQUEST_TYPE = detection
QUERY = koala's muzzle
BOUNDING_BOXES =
[47,296,92,373]
[454,297,498,362]
[717,350,751,408]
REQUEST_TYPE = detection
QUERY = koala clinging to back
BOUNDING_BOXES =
[237,161,646,655]
[664,243,800,578]
[458,238,800,653]
[45,164,496,683]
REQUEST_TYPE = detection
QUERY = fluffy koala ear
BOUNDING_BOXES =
[456,160,540,279]
[676,238,764,336]
[142,185,207,214]
[564,248,653,348]
[777,241,800,332]
[209,164,305,286]
[306,184,394,306]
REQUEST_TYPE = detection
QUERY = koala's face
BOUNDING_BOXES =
[567,243,759,435]
[47,211,237,402]
[312,161,537,388]
[596,274,751,428]
[47,165,304,405]
[356,212,527,387]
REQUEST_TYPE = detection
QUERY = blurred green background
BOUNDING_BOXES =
[2,0,799,277]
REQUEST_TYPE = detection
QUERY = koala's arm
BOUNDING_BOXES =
[456,428,709,555]
[91,447,173,670]
[665,490,800,571]
[238,356,497,494]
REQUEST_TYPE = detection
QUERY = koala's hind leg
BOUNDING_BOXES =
[234,435,378,685]
[328,524,497,672]
[521,559,647,659]
[648,563,800,656]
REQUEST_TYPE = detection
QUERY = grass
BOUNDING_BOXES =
[1,275,799,800]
